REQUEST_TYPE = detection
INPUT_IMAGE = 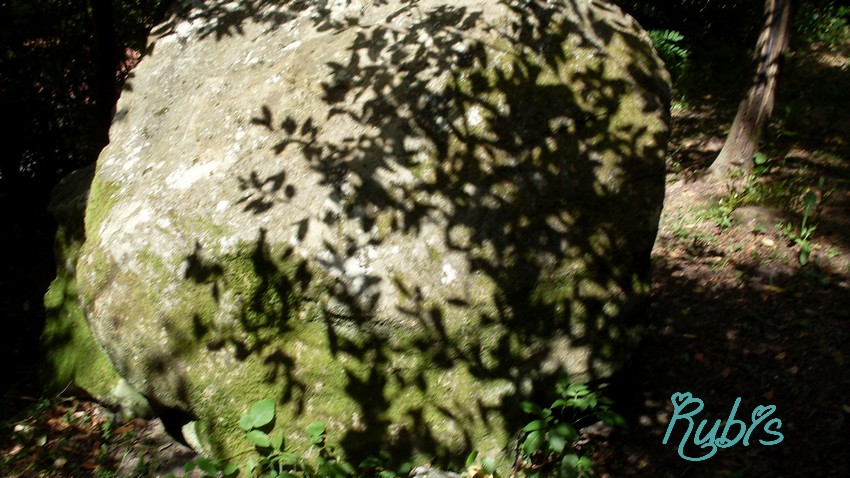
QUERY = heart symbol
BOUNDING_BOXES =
[752,405,776,422]
[671,392,692,409]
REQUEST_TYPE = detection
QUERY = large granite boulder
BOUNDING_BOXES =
[75,0,669,467]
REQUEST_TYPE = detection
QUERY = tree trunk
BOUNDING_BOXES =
[710,0,793,179]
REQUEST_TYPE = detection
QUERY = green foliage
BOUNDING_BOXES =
[794,0,850,46]
[4,385,620,478]
[648,29,690,80]
[753,152,771,176]
[777,176,825,265]
[239,399,276,431]
[700,161,830,267]
[706,153,785,230]
[706,182,750,230]
[516,381,624,478]
[614,1,773,99]
[175,384,622,478]
[179,400,409,478]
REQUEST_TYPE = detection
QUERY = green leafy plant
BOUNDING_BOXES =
[794,0,850,46]
[777,177,824,265]
[517,381,624,478]
[178,385,622,478]
[464,450,498,478]
[705,178,755,230]
[179,399,415,478]
[648,29,690,80]
[357,453,412,478]
[180,398,280,477]
[705,162,785,230]
[776,105,800,140]
[710,195,737,230]
[753,151,771,176]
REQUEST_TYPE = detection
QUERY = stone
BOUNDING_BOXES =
[40,164,151,418]
[74,0,669,469]
[732,205,794,232]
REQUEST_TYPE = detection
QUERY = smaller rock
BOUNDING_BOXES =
[732,206,794,232]
[752,263,795,282]
[110,379,152,421]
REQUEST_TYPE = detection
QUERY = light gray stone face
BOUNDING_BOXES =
[75,0,669,467]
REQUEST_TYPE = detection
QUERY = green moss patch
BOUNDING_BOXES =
[41,262,122,401]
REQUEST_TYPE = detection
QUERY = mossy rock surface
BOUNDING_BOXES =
[41,165,150,419]
[75,0,669,469]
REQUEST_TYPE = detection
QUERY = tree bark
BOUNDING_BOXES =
[710,0,793,179]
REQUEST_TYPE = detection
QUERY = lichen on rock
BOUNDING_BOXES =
[70,0,670,470]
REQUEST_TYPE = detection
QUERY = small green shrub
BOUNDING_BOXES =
[777,176,825,265]
[648,29,690,81]
[178,380,622,478]
[516,381,624,478]
[705,155,793,230]
[176,399,409,478]
[794,0,850,46]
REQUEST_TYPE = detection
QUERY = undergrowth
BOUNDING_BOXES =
[168,380,621,478]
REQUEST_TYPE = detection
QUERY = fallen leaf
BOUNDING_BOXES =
[775,351,787,360]
[14,457,35,468]
[114,423,135,434]
[72,433,93,443]
[467,465,493,478]
[763,284,784,293]
[46,417,70,431]
[763,389,775,400]
[722,367,732,378]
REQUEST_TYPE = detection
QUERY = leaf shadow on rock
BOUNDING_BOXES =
[182,230,313,410]
[147,0,669,467]
[148,0,377,45]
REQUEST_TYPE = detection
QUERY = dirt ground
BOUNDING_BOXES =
[591,42,850,478]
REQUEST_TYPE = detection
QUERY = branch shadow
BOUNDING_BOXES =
[135,0,669,467]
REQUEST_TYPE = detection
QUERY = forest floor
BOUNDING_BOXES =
[592,40,850,477]
[1,42,848,478]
